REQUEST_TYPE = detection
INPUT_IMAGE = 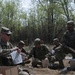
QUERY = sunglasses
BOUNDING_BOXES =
[6,34,11,36]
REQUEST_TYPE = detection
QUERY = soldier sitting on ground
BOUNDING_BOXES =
[48,38,65,69]
[10,40,30,65]
[28,38,49,68]
[18,41,29,55]
[17,40,30,64]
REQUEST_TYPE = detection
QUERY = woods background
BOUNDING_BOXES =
[0,0,75,44]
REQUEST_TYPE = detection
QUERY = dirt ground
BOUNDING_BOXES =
[21,59,75,75]
[22,46,75,75]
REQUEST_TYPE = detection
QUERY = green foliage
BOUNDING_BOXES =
[0,0,75,44]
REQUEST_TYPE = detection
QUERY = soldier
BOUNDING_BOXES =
[53,38,64,69]
[59,21,75,73]
[17,40,30,64]
[0,27,13,50]
[62,20,75,58]
[28,38,49,68]
[17,40,29,55]
[10,40,30,66]
[0,27,19,66]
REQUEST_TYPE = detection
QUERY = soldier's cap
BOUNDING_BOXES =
[67,20,74,26]
[1,27,12,35]
[34,38,41,42]
[53,38,59,42]
[19,40,25,45]
[34,38,41,45]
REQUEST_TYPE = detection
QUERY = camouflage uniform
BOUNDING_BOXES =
[21,48,29,55]
[62,30,75,58]
[0,27,13,66]
[0,40,13,65]
[54,43,64,68]
[0,39,13,49]
[28,44,49,67]
[17,40,29,55]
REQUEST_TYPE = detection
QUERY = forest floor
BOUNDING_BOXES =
[22,59,75,75]
[22,45,75,75]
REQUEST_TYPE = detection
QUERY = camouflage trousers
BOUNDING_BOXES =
[32,58,42,67]
[32,58,49,68]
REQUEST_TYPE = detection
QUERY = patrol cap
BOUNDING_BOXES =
[53,38,59,42]
[67,20,74,26]
[19,40,25,45]
[1,27,12,35]
[34,38,41,44]
[34,38,41,42]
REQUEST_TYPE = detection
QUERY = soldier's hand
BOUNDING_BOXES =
[24,57,28,60]
[11,47,19,51]
[17,48,21,53]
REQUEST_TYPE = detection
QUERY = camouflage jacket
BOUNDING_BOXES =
[21,48,29,55]
[28,44,49,61]
[0,39,13,66]
[62,30,75,50]
[0,39,13,50]
[53,44,64,60]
